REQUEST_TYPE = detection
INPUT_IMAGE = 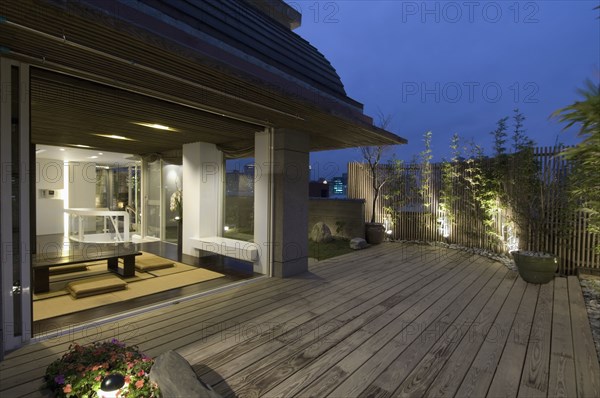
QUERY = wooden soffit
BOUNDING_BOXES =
[0,0,407,152]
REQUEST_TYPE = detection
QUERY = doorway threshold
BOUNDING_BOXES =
[32,275,266,343]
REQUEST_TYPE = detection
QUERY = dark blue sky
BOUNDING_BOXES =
[291,0,600,180]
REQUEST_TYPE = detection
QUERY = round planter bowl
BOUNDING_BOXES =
[512,251,557,284]
[365,223,385,245]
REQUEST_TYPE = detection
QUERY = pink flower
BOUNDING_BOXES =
[63,384,72,393]
[135,379,144,389]
[137,370,145,377]
[95,375,102,381]
[124,375,132,384]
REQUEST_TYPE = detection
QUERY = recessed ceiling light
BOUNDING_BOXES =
[59,148,65,151]
[35,149,46,154]
[94,134,136,141]
[72,144,92,148]
[89,156,98,159]
[133,122,177,131]
[98,152,103,155]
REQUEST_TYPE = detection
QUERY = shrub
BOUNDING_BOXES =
[45,339,160,397]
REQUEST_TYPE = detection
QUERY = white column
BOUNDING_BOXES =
[271,129,310,277]
[182,142,223,255]
[254,129,273,275]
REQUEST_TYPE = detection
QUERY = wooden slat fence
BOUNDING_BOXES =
[348,146,599,275]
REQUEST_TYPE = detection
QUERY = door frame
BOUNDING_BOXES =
[1,57,32,355]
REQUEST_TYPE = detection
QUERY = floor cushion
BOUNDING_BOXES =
[66,275,127,298]
[135,257,175,272]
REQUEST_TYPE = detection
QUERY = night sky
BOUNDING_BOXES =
[292,0,600,181]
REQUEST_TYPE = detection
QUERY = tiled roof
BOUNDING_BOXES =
[135,0,350,102]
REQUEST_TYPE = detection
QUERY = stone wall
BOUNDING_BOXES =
[309,198,365,240]
[224,197,366,240]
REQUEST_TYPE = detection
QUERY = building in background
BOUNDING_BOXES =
[329,173,348,197]
[309,178,330,198]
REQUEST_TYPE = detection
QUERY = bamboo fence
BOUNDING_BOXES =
[348,146,599,275]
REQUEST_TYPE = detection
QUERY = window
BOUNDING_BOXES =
[224,158,254,242]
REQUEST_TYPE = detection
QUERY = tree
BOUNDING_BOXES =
[512,108,535,152]
[439,133,461,238]
[553,79,600,251]
[490,116,509,156]
[360,111,393,224]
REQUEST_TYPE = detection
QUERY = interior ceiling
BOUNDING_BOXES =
[30,68,264,155]
[35,145,137,165]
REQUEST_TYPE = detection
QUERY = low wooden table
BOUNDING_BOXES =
[32,244,141,293]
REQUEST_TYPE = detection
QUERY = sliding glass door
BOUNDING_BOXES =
[144,158,162,240]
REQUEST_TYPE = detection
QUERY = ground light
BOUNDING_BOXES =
[97,374,125,398]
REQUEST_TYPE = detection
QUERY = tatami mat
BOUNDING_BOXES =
[34,268,225,321]
[33,252,225,321]
[147,262,197,276]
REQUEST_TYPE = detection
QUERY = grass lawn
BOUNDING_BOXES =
[223,231,356,261]
[309,237,355,261]
[223,230,254,242]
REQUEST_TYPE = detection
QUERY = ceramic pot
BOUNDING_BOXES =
[512,251,557,284]
[365,223,385,245]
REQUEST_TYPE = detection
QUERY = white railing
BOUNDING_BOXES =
[65,208,130,243]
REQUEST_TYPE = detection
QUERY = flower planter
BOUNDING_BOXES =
[512,251,557,284]
[365,223,385,245]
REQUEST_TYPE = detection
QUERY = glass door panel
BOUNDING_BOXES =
[144,159,162,239]
[163,163,182,243]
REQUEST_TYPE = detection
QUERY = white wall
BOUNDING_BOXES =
[35,158,64,235]
[182,142,223,255]
[67,161,97,232]
[36,159,98,235]
[67,161,97,208]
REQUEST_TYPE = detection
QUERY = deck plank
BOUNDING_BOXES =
[547,277,576,398]
[423,271,522,398]
[449,277,527,398]
[182,246,448,374]
[0,245,411,393]
[517,281,554,397]
[1,245,400,376]
[317,259,502,398]
[228,252,479,397]
[261,254,488,398]
[486,283,540,398]
[379,268,513,398]
[0,244,598,398]
[568,276,600,397]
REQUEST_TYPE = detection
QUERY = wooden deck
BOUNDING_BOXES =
[1,243,599,397]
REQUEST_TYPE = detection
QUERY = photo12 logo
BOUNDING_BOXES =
[287,1,340,23]
[401,81,540,104]
[401,1,540,24]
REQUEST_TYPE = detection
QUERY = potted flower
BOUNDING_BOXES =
[169,188,182,220]
[170,187,183,259]
[44,339,160,397]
